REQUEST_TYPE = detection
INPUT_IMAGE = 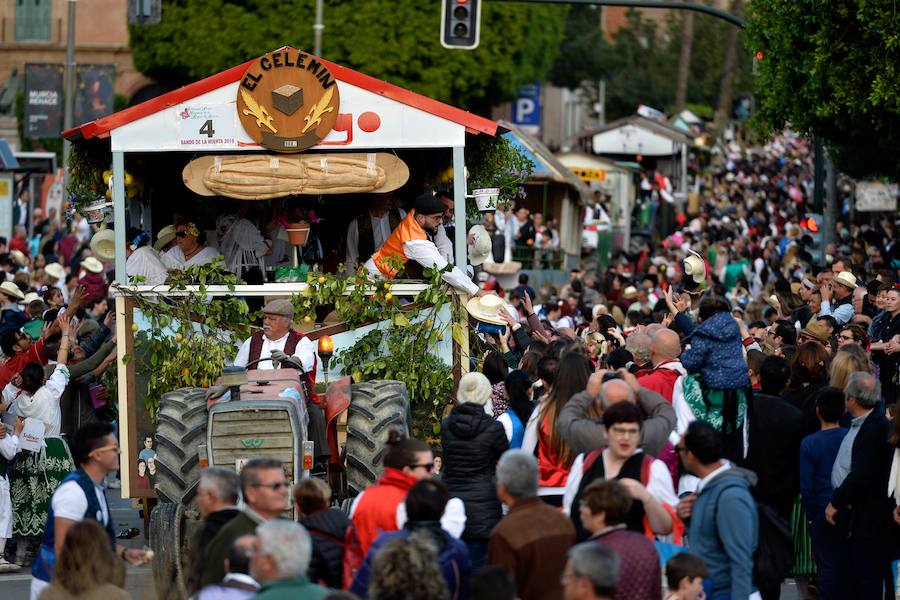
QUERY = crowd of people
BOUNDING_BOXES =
[0,204,122,579]
[1,129,898,600]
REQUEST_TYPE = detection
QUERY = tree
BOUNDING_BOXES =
[128,0,568,113]
[745,0,900,179]
[548,8,753,122]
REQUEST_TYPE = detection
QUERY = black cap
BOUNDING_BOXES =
[414,192,446,216]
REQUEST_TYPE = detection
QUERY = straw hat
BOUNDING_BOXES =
[801,321,830,344]
[833,271,858,290]
[154,225,177,251]
[622,286,640,300]
[0,282,24,301]
[9,250,26,267]
[45,263,66,282]
[182,153,410,199]
[23,292,41,305]
[82,257,104,274]
[467,225,492,266]
[90,228,116,262]
[465,294,509,326]
[683,250,706,285]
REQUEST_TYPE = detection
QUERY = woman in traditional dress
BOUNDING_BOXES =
[10,313,75,553]
[164,222,221,269]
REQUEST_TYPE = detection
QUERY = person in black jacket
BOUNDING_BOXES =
[186,467,242,596]
[743,355,805,520]
[441,371,509,569]
[825,372,895,599]
[294,477,354,589]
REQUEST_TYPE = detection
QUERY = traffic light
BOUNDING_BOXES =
[800,213,824,265]
[441,0,481,50]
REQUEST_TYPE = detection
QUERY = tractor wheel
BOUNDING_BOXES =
[344,380,410,496]
[154,387,208,506]
[149,501,189,600]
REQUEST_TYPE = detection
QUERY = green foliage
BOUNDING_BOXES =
[745,0,900,179]
[465,135,534,219]
[128,0,568,112]
[329,267,455,440]
[65,142,111,215]
[119,259,255,417]
[549,8,753,122]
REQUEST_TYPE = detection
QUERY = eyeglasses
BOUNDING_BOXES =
[410,463,434,472]
[608,426,640,438]
[675,445,687,455]
[90,444,120,455]
[560,571,579,585]
[175,231,188,238]
[251,481,289,491]
[837,334,855,342]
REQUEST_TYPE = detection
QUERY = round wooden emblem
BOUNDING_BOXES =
[237,48,341,153]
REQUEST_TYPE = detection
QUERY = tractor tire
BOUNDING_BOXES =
[344,380,411,496]
[154,387,208,506]
[150,501,189,600]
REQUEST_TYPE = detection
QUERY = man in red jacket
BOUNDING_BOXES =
[636,328,685,403]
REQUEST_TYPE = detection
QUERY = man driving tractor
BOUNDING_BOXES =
[233,299,328,465]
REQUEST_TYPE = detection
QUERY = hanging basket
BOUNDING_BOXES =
[472,188,500,212]
[286,222,310,246]
[81,200,113,224]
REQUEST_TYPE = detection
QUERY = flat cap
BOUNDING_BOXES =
[262,299,295,318]
[414,192,446,216]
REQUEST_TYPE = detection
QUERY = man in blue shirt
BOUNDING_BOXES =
[798,388,848,600]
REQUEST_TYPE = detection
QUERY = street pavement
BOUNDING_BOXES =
[0,481,156,599]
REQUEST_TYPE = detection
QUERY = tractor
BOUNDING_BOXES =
[148,345,411,599]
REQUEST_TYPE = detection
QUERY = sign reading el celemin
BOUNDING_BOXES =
[24,64,64,139]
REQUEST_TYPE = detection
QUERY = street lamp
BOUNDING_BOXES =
[317,335,334,385]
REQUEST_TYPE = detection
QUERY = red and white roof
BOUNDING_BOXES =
[63,47,498,152]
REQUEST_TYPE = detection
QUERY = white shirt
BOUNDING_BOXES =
[126,246,170,286]
[14,364,69,437]
[562,451,678,516]
[166,245,222,269]
[696,462,731,494]
[345,209,407,272]
[364,239,478,296]
[348,491,467,539]
[234,332,316,373]
[433,224,454,263]
[52,477,110,526]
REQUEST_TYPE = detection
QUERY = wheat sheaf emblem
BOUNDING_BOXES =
[240,88,278,134]
[301,86,335,134]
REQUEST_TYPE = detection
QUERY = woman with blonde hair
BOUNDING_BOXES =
[828,345,871,391]
[38,520,129,599]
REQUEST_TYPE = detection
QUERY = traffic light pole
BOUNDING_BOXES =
[490,0,745,28]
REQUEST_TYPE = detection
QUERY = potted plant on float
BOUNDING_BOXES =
[464,136,534,219]
[273,207,322,247]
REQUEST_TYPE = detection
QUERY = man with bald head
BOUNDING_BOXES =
[636,328,686,403]
[557,368,675,458]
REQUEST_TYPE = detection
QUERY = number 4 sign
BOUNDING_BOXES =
[177,104,237,146]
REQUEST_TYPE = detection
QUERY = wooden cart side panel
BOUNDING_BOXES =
[116,296,139,498]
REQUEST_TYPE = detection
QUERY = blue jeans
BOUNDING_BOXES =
[808,512,850,600]
[465,540,488,571]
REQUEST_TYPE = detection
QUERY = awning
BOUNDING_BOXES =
[500,120,592,205]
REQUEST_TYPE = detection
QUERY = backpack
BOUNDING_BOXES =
[308,524,365,590]
[711,482,793,591]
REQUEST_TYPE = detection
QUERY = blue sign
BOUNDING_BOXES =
[513,82,541,129]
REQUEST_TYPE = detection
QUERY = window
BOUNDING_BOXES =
[15,0,52,42]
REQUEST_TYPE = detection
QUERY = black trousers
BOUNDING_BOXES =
[845,537,894,600]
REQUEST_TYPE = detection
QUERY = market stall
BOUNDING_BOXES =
[62,46,499,499]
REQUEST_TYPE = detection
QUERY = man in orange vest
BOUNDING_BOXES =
[364,192,490,297]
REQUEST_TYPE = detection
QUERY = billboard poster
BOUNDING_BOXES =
[24,63,64,139]
[74,64,116,125]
